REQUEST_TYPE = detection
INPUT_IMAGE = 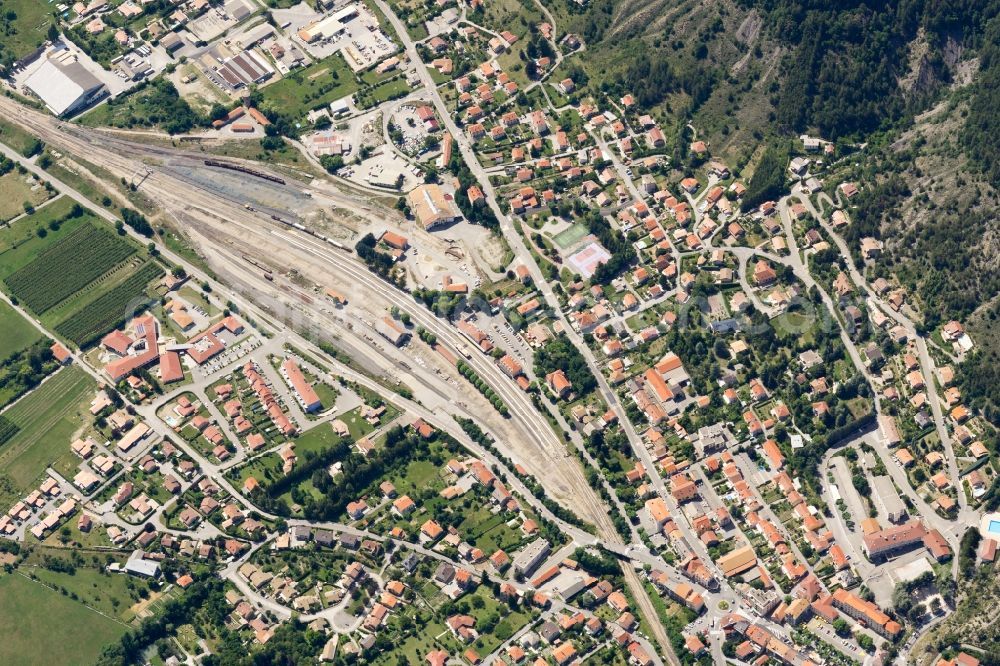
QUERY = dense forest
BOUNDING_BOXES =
[562,0,1000,145]
[747,0,1000,139]
[962,14,1000,189]
[740,142,788,212]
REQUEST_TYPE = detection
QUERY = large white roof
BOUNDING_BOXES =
[25,59,104,116]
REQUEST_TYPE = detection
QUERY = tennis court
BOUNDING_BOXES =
[552,223,589,250]
[566,241,612,278]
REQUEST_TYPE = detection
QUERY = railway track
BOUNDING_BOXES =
[1,98,622,535]
[0,93,686,666]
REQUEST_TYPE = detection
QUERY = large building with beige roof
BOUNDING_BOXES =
[717,545,757,577]
[407,184,461,230]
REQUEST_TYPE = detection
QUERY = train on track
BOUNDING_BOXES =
[262,214,348,251]
[203,159,286,184]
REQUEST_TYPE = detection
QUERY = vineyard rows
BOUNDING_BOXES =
[5,223,137,314]
[56,262,163,347]
[0,415,18,447]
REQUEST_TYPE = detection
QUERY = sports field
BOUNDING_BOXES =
[0,366,95,509]
[0,573,126,665]
[566,240,612,279]
[552,223,589,250]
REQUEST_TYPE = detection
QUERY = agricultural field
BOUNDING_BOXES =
[4,222,138,314]
[54,261,164,347]
[0,366,96,511]
[0,197,86,263]
[0,298,41,360]
[0,416,18,446]
[0,573,126,666]
[0,198,164,347]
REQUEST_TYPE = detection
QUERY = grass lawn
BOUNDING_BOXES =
[844,396,873,420]
[41,515,114,550]
[260,53,359,120]
[466,585,533,654]
[295,421,345,455]
[31,565,141,621]
[314,381,339,410]
[456,506,524,554]
[355,76,411,109]
[0,573,126,665]
[0,117,42,157]
[236,418,365,509]
[0,171,52,222]
[42,157,116,211]
[0,0,57,61]
[0,298,42,360]
[0,366,95,509]
[0,197,88,273]
[341,405,376,440]
[393,459,438,495]
[771,310,817,343]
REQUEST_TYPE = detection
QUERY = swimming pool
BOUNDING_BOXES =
[981,514,1000,539]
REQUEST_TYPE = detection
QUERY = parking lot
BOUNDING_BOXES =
[196,335,262,378]
[468,312,534,368]
[273,1,397,71]
[389,103,433,156]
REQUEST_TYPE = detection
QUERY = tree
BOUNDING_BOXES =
[320,155,344,173]
[120,208,153,236]
[261,135,284,151]
[208,104,229,122]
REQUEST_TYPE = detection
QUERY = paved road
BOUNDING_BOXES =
[796,188,968,520]
[365,5,682,660]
